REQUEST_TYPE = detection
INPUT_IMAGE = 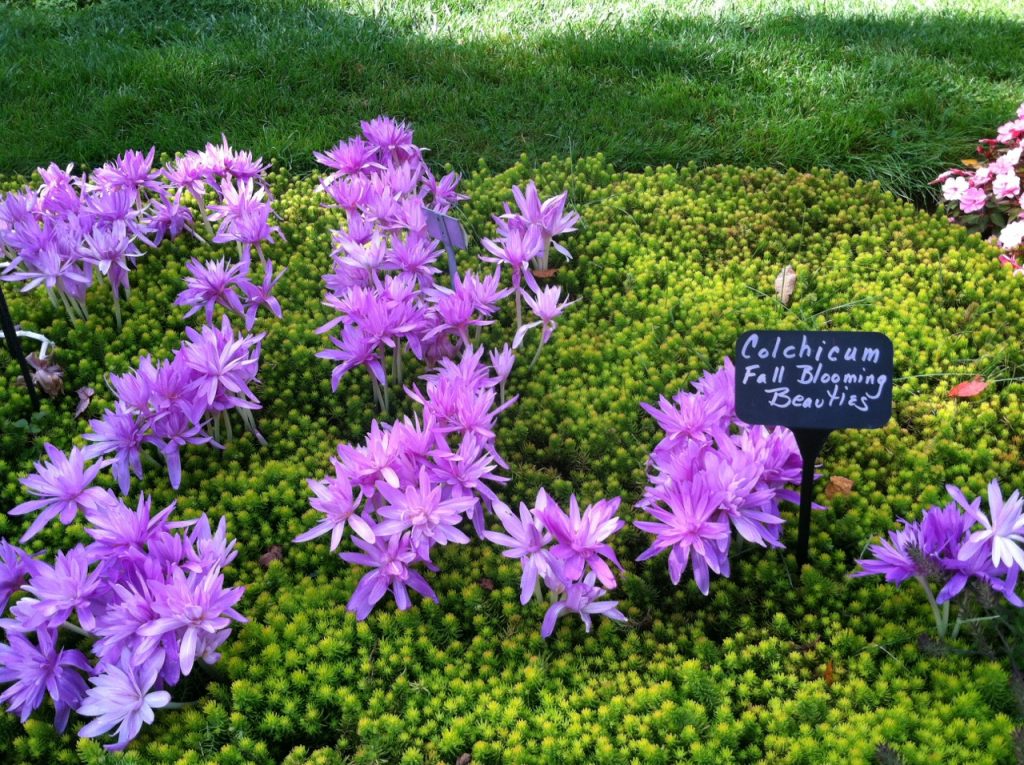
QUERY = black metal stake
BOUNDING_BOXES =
[0,283,40,410]
[792,428,830,570]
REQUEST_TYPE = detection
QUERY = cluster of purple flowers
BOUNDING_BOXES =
[169,138,284,329]
[0,150,171,327]
[633,360,805,594]
[75,316,266,497]
[0,139,278,330]
[853,480,1023,636]
[295,345,516,618]
[1,451,244,750]
[312,116,578,410]
[485,489,627,637]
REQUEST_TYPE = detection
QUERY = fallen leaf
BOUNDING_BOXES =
[259,545,283,568]
[75,387,95,418]
[825,475,854,499]
[25,353,63,398]
[531,268,559,279]
[949,375,988,399]
[961,158,980,168]
[478,578,495,592]
[823,660,835,686]
[774,264,797,305]
[455,755,472,765]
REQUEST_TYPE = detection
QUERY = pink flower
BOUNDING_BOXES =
[942,176,969,201]
[959,186,988,214]
[999,219,1024,250]
[993,173,1021,200]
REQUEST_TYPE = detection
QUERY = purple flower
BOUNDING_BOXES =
[635,474,731,594]
[141,569,245,676]
[12,545,106,632]
[208,179,282,260]
[0,540,39,613]
[359,116,419,163]
[951,480,1024,569]
[83,405,149,494]
[314,136,382,185]
[852,522,921,584]
[82,220,142,295]
[150,191,194,245]
[503,181,580,257]
[512,285,575,350]
[0,628,91,732]
[9,444,110,542]
[484,494,556,604]
[181,317,265,412]
[90,147,162,197]
[78,649,172,751]
[538,492,624,589]
[540,573,626,638]
[296,470,376,550]
[174,257,248,325]
[340,534,438,620]
[240,260,285,329]
[84,494,183,564]
[375,467,475,557]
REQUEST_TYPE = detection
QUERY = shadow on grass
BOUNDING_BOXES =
[1,0,1022,203]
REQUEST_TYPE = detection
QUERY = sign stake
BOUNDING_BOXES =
[793,427,830,569]
[0,284,40,410]
[734,330,894,572]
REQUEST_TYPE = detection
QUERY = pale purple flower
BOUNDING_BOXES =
[501,181,580,261]
[484,493,556,604]
[538,492,624,589]
[175,257,248,325]
[540,573,626,638]
[340,534,437,620]
[635,474,731,594]
[359,116,419,163]
[141,568,245,676]
[375,467,475,557]
[314,136,382,186]
[0,629,90,732]
[240,260,285,329]
[181,317,265,412]
[852,522,921,585]
[90,147,162,197]
[150,191,194,245]
[9,444,110,542]
[295,470,376,550]
[78,649,171,751]
[84,494,182,564]
[83,405,149,494]
[951,480,1024,569]
[512,285,575,349]
[13,545,106,632]
[0,541,39,614]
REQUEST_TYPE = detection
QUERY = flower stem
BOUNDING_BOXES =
[529,336,544,369]
[111,284,122,330]
[515,289,522,330]
[60,621,90,637]
[163,701,195,711]
[916,575,947,638]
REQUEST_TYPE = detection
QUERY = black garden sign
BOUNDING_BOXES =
[734,330,894,568]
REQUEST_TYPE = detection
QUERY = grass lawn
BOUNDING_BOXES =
[2,0,1023,203]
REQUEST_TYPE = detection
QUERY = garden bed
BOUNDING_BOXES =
[0,155,1021,764]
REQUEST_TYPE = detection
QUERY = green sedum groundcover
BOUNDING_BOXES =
[0,156,1021,764]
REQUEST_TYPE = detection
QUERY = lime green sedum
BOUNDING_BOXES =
[0,156,1021,763]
